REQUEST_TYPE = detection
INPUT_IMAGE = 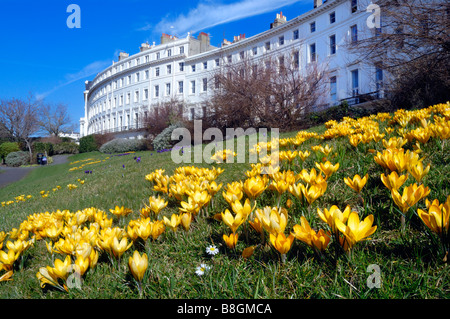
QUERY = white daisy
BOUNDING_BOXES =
[195,263,211,276]
[206,244,219,256]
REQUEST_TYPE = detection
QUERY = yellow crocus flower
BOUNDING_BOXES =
[243,176,268,200]
[391,183,430,213]
[50,255,72,280]
[380,171,408,191]
[317,205,353,236]
[163,214,182,232]
[111,237,133,258]
[292,216,331,252]
[315,161,339,179]
[335,212,377,251]
[221,209,246,234]
[343,174,368,193]
[417,196,449,237]
[147,196,168,215]
[408,161,430,183]
[128,250,148,282]
[223,232,239,249]
[269,232,295,256]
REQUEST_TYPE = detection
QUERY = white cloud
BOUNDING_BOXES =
[36,59,111,100]
[150,0,302,37]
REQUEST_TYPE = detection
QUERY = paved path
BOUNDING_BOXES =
[0,155,70,189]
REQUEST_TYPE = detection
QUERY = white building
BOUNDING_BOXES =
[80,0,384,138]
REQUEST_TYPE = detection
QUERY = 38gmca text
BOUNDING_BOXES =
[177,302,272,316]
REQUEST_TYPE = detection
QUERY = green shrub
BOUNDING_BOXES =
[152,122,185,151]
[99,138,146,154]
[53,142,79,154]
[79,135,98,153]
[0,142,20,163]
[5,151,30,167]
[33,142,54,156]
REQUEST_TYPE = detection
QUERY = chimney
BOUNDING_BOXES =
[270,12,287,29]
[198,32,210,52]
[314,0,323,8]
[233,34,246,43]
[161,33,178,44]
[118,52,129,61]
[140,42,150,52]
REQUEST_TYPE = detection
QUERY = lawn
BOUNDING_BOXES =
[0,102,449,300]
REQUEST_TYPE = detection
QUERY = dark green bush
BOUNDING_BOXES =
[53,142,79,154]
[5,151,30,167]
[33,142,54,156]
[79,135,98,153]
[0,142,20,163]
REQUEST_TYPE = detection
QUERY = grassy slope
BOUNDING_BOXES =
[0,123,449,299]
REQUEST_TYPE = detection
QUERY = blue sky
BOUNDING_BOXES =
[0,0,312,132]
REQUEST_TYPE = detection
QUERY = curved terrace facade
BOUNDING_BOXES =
[80,0,383,138]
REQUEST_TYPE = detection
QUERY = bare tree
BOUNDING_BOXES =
[0,95,41,161]
[348,0,450,108]
[141,97,185,138]
[39,102,76,136]
[204,53,328,131]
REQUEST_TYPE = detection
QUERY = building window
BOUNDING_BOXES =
[330,76,337,104]
[167,49,172,57]
[240,51,245,60]
[135,72,140,82]
[167,64,172,74]
[293,29,299,40]
[279,35,284,45]
[227,55,232,63]
[191,64,196,72]
[145,70,149,80]
[215,58,220,67]
[128,75,132,85]
[351,0,358,13]
[310,43,316,62]
[178,81,184,94]
[330,34,336,55]
[166,83,171,96]
[190,108,195,120]
[351,24,358,43]
[179,62,184,72]
[375,66,383,95]
[190,80,196,94]
[265,41,271,51]
[214,76,220,89]
[144,89,148,100]
[155,85,159,97]
[145,55,149,63]
[180,46,184,54]
[330,12,336,24]
[252,47,258,55]
[351,69,359,96]
[126,92,130,104]
[203,61,208,69]
[202,78,207,92]
[135,90,139,102]
[310,21,316,33]
[293,51,299,68]
[156,52,160,59]
[120,95,123,106]
[155,67,160,77]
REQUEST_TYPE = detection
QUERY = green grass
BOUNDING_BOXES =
[0,120,449,299]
